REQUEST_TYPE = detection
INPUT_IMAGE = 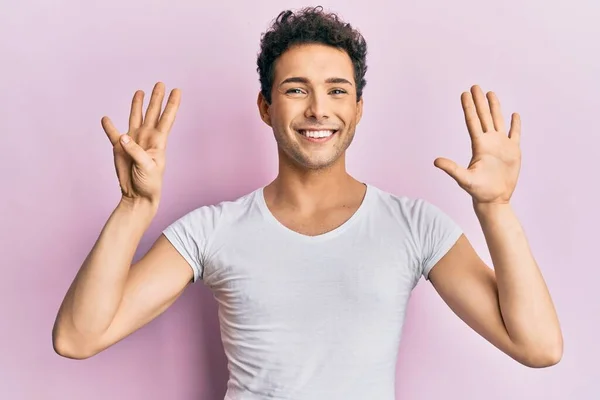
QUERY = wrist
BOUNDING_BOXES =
[473,200,512,219]
[117,196,160,216]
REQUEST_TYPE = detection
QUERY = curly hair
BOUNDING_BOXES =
[256,6,368,104]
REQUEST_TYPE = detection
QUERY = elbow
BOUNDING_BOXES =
[522,350,562,368]
[52,326,100,360]
[519,339,563,368]
[53,339,94,360]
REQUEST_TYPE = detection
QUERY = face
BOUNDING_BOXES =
[258,43,363,171]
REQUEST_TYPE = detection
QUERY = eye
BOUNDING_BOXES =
[286,88,306,95]
[330,89,348,95]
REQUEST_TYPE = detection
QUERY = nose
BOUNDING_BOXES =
[304,91,329,121]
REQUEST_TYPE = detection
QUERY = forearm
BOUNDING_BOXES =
[54,198,157,348]
[474,202,562,362]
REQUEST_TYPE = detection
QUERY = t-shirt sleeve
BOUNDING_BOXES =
[412,198,463,280]
[162,205,220,283]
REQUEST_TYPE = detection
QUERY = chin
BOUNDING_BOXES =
[294,153,344,170]
[275,131,351,170]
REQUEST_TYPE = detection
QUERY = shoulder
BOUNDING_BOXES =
[369,184,463,278]
[161,188,262,282]
[367,184,445,223]
[367,184,461,242]
[164,188,260,237]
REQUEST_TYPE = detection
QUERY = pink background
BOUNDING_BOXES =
[1,0,598,399]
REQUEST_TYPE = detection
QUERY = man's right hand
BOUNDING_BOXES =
[101,82,181,206]
[52,82,192,360]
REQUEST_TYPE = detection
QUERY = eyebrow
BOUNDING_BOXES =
[278,77,354,87]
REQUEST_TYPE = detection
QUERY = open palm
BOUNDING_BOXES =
[434,85,522,205]
[101,82,181,205]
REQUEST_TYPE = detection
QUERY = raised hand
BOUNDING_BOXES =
[101,82,181,206]
[434,85,522,205]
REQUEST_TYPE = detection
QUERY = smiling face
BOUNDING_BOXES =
[258,43,364,171]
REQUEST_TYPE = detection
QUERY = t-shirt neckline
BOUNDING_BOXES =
[255,183,373,242]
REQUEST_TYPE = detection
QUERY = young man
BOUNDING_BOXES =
[53,6,563,399]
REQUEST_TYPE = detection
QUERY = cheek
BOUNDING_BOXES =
[270,103,294,126]
[340,107,359,127]
[339,98,359,114]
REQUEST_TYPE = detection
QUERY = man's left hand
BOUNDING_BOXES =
[434,85,522,205]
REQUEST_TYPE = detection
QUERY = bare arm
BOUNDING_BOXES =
[475,203,561,363]
[53,82,189,359]
[52,200,193,359]
[430,85,562,368]
[429,226,562,368]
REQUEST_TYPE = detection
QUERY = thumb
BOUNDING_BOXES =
[120,135,154,169]
[433,157,470,188]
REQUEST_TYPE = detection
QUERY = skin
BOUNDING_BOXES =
[52,42,562,369]
[257,43,367,235]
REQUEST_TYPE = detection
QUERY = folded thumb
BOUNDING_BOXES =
[120,135,153,169]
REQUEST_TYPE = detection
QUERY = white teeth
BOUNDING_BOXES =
[300,130,335,138]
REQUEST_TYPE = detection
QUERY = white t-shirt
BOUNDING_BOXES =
[163,183,462,400]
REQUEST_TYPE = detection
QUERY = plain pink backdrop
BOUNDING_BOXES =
[1,0,598,399]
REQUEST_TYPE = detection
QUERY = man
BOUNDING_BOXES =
[52,6,563,399]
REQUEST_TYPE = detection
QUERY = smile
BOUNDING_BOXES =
[297,129,338,143]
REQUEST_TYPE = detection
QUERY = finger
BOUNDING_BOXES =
[144,82,166,127]
[471,85,494,132]
[128,90,144,133]
[119,134,154,170]
[508,113,521,144]
[461,92,483,138]
[486,91,506,133]
[101,116,121,146]
[157,88,182,133]
[434,157,471,189]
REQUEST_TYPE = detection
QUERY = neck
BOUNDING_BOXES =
[265,152,362,211]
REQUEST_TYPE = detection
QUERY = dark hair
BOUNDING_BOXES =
[256,6,368,104]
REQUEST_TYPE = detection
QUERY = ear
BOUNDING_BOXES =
[355,96,364,125]
[257,92,272,127]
